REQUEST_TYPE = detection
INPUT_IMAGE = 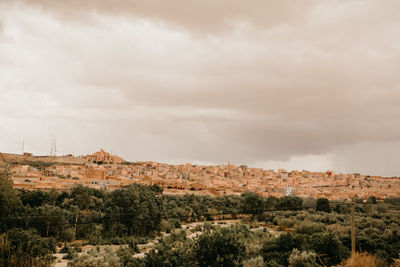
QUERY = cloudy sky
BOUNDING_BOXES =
[1,0,400,176]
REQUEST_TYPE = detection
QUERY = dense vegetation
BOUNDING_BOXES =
[1,166,400,266]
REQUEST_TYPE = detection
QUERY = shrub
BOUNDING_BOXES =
[343,252,382,267]
[145,241,194,267]
[0,228,56,266]
[304,232,349,266]
[295,221,325,234]
[61,227,75,242]
[262,233,302,266]
[277,218,296,229]
[243,256,264,267]
[69,248,120,267]
[288,249,319,267]
[316,198,331,213]
[194,227,246,266]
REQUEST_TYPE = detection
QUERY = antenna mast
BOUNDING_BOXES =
[50,136,57,157]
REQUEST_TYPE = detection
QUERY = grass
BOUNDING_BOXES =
[343,252,387,267]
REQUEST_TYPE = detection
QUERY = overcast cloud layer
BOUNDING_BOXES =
[1,0,400,176]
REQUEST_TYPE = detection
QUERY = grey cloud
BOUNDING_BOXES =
[19,0,318,33]
[1,1,400,176]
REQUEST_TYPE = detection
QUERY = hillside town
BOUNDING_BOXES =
[2,150,400,201]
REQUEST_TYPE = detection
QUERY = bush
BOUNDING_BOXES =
[243,256,264,267]
[288,249,319,267]
[262,233,302,266]
[295,221,325,234]
[277,218,296,229]
[61,228,75,242]
[194,227,246,266]
[0,228,56,266]
[69,248,120,267]
[316,198,331,213]
[145,241,194,267]
[304,232,348,266]
[160,219,181,233]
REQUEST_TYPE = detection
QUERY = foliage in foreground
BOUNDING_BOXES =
[1,165,400,266]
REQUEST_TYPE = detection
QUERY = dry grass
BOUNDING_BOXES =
[343,252,386,267]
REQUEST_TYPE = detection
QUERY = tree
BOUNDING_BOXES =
[0,228,55,267]
[34,204,68,238]
[304,232,348,266]
[64,185,106,240]
[69,184,105,211]
[367,196,377,204]
[151,184,164,194]
[262,233,302,266]
[145,241,194,267]
[0,167,21,229]
[316,198,331,213]
[263,196,279,211]
[276,196,303,211]
[19,190,49,207]
[106,184,162,236]
[194,227,246,267]
[240,192,263,215]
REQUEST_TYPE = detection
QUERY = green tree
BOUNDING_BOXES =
[34,204,68,238]
[194,227,246,267]
[367,196,377,204]
[240,192,263,215]
[304,232,348,266]
[106,184,162,236]
[69,184,105,211]
[145,241,194,267]
[262,233,302,266]
[19,190,49,207]
[0,167,21,229]
[276,196,303,211]
[64,185,106,240]
[263,196,279,211]
[0,228,55,267]
[316,198,331,213]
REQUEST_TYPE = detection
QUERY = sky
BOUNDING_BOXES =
[1,0,400,176]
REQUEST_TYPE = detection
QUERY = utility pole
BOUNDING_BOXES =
[22,141,24,155]
[351,201,356,257]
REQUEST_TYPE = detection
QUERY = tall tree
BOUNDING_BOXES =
[0,167,21,230]
[106,184,162,236]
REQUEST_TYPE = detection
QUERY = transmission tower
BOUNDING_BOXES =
[50,137,57,157]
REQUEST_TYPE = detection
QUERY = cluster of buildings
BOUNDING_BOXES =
[3,150,400,200]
